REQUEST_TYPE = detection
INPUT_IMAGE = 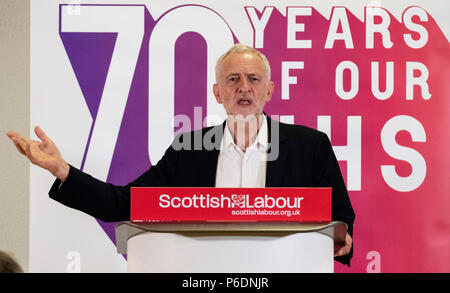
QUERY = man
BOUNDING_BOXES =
[0,251,23,273]
[7,44,355,265]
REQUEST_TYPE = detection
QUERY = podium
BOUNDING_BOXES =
[115,221,347,273]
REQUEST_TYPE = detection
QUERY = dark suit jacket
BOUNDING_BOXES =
[49,116,355,265]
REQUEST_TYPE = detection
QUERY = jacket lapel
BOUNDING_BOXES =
[265,116,288,187]
[201,149,220,187]
[198,123,224,187]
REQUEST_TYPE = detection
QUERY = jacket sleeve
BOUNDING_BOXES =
[48,143,179,222]
[312,131,356,266]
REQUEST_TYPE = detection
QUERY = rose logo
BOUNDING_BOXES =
[231,194,246,208]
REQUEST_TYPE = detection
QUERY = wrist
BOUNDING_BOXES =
[54,161,70,183]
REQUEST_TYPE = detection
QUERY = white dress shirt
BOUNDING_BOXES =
[215,116,268,188]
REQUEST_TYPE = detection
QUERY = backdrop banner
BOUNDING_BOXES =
[30,0,450,272]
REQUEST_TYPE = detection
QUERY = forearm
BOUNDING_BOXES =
[49,165,131,222]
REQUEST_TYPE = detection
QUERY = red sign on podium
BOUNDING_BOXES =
[131,187,331,222]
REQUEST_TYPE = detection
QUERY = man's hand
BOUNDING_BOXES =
[334,233,352,257]
[6,126,70,182]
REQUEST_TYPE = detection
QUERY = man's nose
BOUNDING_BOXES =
[239,77,250,92]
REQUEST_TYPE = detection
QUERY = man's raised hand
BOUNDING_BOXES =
[6,126,70,182]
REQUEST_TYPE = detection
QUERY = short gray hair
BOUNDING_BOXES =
[215,44,271,80]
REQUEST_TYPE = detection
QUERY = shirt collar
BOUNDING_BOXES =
[222,115,268,152]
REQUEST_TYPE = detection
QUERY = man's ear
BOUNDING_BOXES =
[213,83,222,104]
[266,81,274,102]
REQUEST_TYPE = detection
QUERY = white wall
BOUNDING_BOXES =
[0,0,30,272]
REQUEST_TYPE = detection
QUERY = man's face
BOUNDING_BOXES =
[213,52,274,118]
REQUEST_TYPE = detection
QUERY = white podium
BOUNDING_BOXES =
[115,221,347,273]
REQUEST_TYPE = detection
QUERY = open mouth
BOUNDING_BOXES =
[237,98,252,105]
